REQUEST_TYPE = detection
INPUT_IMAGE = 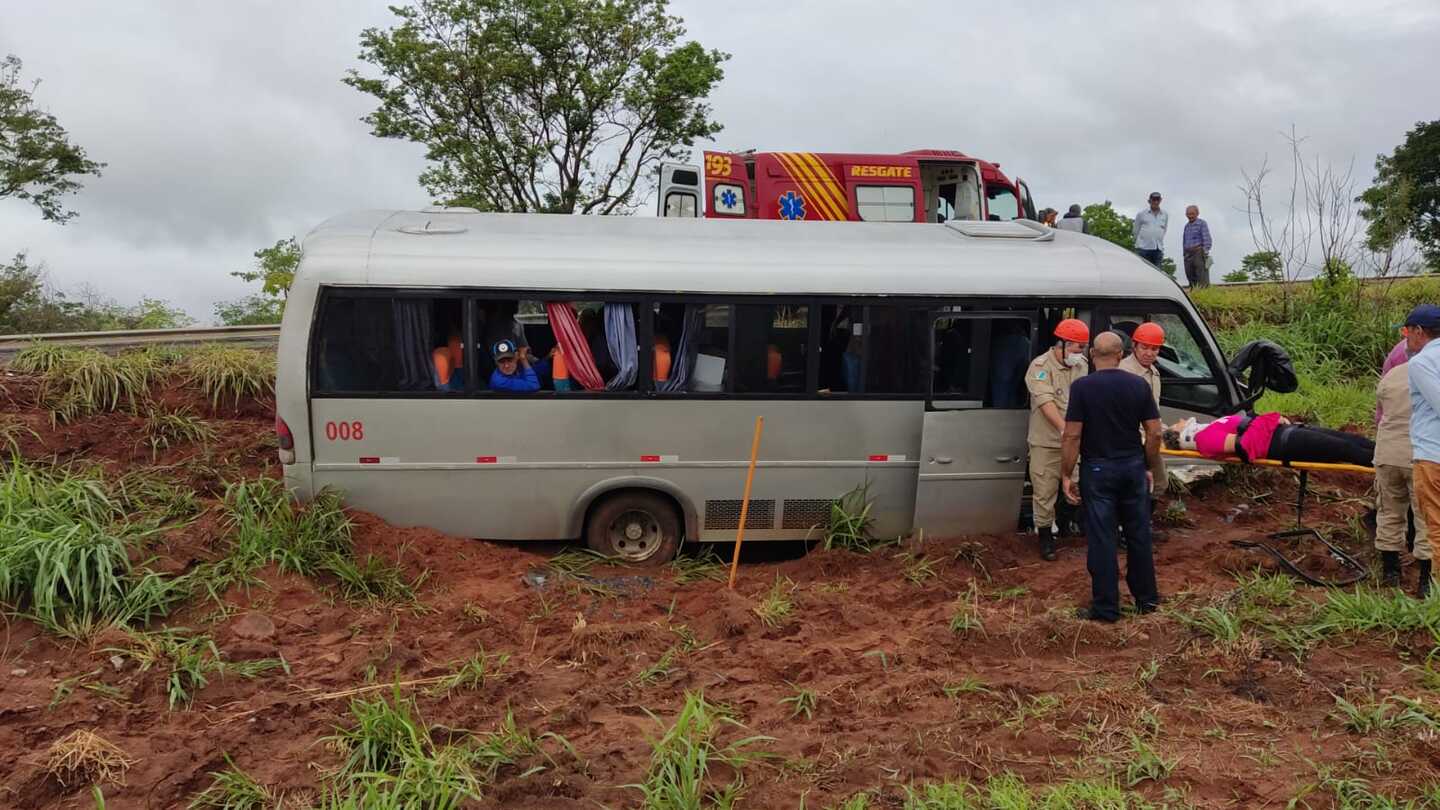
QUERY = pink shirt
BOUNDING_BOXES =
[1195,412,1284,461]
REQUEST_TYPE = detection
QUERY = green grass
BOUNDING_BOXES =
[900,772,1158,809]
[187,755,273,809]
[0,460,190,638]
[26,348,162,424]
[186,345,275,407]
[430,648,510,695]
[324,690,481,805]
[142,407,215,458]
[628,690,774,809]
[205,477,422,605]
[1176,605,1245,645]
[779,683,818,720]
[948,587,984,637]
[1123,733,1178,786]
[670,549,727,584]
[106,628,287,710]
[1306,587,1440,647]
[1330,693,1440,735]
[631,646,682,687]
[817,483,882,552]
[752,575,795,628]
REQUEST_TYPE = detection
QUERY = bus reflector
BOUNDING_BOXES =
[477,456,497,464]
[868,454,907,462]
[640,455,679,463]
[359,457,380,464]
[640,455,661,462]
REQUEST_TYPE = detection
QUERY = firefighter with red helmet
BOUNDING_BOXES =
[1120,322,1167,500]
[1026,318,1091,561]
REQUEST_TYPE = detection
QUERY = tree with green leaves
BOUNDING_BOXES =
[0,252,190,333]
[1221,268,1250,283]
[1,55,105,224]
[1359,119,1439,267]
[1240,250,1283,282]
[1080,202,1135,251]
[216,238,299,325]
[344,0,728,215]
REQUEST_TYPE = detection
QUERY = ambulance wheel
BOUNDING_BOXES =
[585,491,682,565]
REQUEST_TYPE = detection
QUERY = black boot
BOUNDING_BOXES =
[1380,551,1402,587]
[1418,560,1432,600]
[1039,527,1057,562]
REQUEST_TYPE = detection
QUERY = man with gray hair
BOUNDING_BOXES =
[1182,205,1213,288]
[1060,331,1164,622]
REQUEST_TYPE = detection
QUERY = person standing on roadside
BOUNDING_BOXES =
[1120,322,1168,505]
[1133,193,1168,268]
[1057,204,1086,233]
[1027,319,1091,562]
[1061,331,1163,622]
[1404,305,1440,598]
[1375,345,1429,589]
[1182,206,1213,288]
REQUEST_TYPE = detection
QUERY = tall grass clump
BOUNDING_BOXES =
[213,478,420,604]
[628,690,774,809]
[186,345,275,407]
[25,348,158,424]
[322,690,481,807]
[0,460,188,637]
[9,342,80,375]
[816,483,886,552]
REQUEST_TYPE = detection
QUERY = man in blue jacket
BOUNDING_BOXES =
[489,340,550,392]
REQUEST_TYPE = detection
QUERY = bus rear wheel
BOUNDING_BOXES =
[585,491,682,565]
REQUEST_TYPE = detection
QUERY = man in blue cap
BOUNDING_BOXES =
[1404,304,1440,598]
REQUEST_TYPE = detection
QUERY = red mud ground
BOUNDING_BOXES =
[1,370,1436,809]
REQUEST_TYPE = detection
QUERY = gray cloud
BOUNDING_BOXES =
[1,0,1437,320]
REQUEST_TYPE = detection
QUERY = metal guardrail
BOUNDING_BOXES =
[0,324,280,359]
[1215,273,1433,288]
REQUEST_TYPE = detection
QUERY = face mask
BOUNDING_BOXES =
[1178,418,1202,450]
[1064,352,1086,368]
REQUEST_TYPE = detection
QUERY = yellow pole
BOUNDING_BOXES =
[728,416,765,590]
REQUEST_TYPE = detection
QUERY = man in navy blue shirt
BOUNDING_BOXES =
[1060,331,1164,622]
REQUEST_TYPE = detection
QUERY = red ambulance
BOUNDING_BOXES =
[658,149,1037,224]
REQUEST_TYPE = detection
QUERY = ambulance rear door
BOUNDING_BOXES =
[658,163,702,217]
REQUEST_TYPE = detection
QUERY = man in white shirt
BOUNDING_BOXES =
[1133,192,1168,269]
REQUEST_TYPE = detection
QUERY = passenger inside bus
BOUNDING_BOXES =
[432,332,464,392]
[489,340,552,392]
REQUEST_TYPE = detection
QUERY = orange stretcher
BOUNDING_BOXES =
[1160,449,1372,586]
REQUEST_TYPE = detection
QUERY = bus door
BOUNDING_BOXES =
[913,311,1035,538]
[919,161,983,223]
[657,162,701,217]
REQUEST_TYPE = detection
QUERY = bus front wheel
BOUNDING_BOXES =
[585,491,682,565]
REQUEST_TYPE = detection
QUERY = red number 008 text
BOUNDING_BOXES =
[324,421,364,441]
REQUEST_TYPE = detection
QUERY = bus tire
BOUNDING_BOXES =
[585,491,682,565]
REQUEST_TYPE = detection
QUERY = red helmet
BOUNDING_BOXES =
[1054,318,1090,344]
[1132,321,1165,347]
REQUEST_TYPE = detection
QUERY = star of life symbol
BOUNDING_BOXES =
[778,190,806,220]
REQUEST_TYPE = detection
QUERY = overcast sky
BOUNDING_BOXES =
[2,1,1438,321]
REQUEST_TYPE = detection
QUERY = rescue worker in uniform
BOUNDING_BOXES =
[1027,318,1090,561]
[1376,330,1430,590]
[1119,322,1168,514]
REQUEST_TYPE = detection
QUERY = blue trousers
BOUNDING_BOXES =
[1080,456,1160,621]
[1136,248,1164,268]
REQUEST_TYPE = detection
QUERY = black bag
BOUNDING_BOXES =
[1227,340,1298,413]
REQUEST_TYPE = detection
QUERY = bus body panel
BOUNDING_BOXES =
[308,399,922,541]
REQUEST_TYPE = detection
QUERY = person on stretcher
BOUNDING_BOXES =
[1163,412,1374,467]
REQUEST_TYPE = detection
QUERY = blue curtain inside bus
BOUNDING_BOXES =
[604,303,638,390]
[657,304,703,393]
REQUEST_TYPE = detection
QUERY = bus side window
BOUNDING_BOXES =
[735,303,808,394]
[312,294,462,394]
[1105,309,1223,412]
[652,303,729,394]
